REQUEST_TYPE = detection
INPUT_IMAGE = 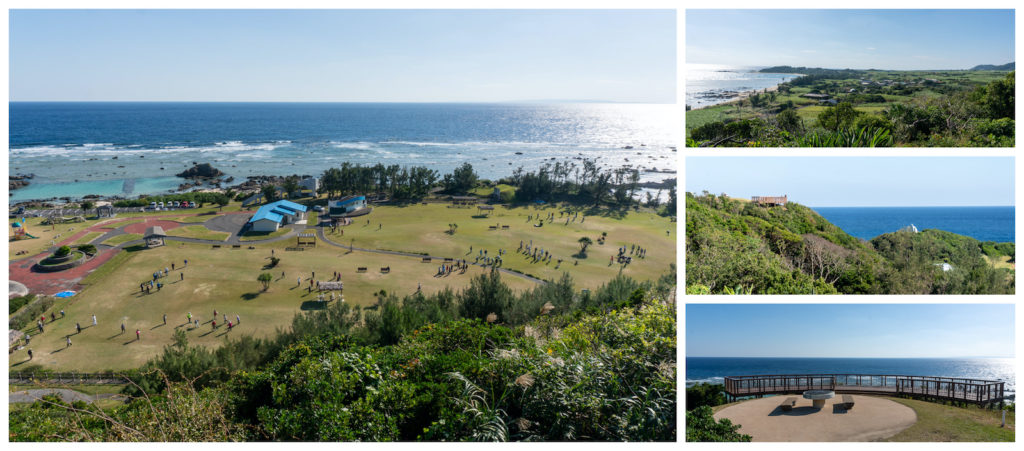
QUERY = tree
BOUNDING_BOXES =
[447,223,458,234]
[54,245,72,257]
[216,194,230,208]
[81,201,95,212]
[458,267,513,321]
[282,176,301,199]
[261,184,279,203]
[578,237,593,254]
[817,101,860,131]
[257,273,273,292]
[445,163,478,194]
[775,108,803,134]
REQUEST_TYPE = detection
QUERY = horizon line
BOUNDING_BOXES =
[8,100,672,105]
[686,356,1015,359]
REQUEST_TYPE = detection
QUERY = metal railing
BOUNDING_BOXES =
[723,374,1006,404]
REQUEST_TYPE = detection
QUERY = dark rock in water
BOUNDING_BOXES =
[176,163,225,179]
[112,156,118,159]
[83,194,101,199]
[225,176,235,183]
[140,155,144,158]
[9,178,30,190]
[515,152,523,155]
[160,167,165,170]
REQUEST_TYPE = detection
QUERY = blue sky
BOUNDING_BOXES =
[687,9,1014,70]
[686,304,1015,358]
[685,157,1015,207]
[9,9,675,102]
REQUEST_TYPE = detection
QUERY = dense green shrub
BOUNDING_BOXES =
[686,406,751,442]
[54,246,71,257]
[686,383,728,411]
[9,294,36,314]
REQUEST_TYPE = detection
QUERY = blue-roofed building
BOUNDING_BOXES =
[327,195,368,218]
[248,199,309,232]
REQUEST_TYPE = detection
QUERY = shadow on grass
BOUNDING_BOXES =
[240,292,261,301]
[300,300,327,311]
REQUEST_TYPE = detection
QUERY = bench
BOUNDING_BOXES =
[488,226,497,230]
[212,245,221,248]
[501,225,510,229]
[780,397,797,411]
[841,395,854,409]
[380,266,390,274]
[232,245,241,249]
[444,257,453,262]
[356,267,367,272]
[422,257,432,263]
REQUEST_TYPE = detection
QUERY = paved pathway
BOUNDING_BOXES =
[714,395,917,442]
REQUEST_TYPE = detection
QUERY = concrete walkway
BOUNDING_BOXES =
[714,395,917,442]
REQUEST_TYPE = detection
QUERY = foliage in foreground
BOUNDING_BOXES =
[686,192,1014,294]
[686,406,750,442]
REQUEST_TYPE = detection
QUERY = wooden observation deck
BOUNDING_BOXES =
[751,195,788,206]
[723,374,1007,405]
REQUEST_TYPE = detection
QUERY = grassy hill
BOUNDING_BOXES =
[686,192,1014,294]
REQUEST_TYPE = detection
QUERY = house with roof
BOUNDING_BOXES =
[248,199,309,232]
[327,195,368,218]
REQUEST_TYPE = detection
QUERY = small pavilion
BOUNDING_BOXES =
[144,226,167,248]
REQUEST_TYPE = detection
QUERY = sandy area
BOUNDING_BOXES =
[714,394,917,442]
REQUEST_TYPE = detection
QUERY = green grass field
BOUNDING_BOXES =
[71,232,104,246]
[9,240,541,372]
[9,217,106,260]
[165,225,230,241]
[239,228,291,241]
[102,233,143,246]
[884,398,1014,442]
[10,202,674,373]
[325,203,674,287]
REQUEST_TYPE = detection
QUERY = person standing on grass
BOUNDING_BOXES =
[163,314,167,325]
[76,323,81,334]
[297,276,301,286]
[236,314,240,325]
[172,262,175,271]
[121,323,126,334]
[212,320,216,330]
[27,349,32,360]
[184,258,188,267]
[194,319,199,329]
[60,309,65,318]
[136,329,140,341]
[181,272,184,281]
[66,336,72,348]
[223,314,227,324]
[213,309,217,319]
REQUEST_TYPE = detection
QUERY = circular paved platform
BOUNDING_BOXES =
[9,280,29,298]
[714,395,917,442]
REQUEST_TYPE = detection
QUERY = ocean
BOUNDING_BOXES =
[812,206,1015,243]
[8,102,677,203]
[686,357,1016,397]
[686,64,801,109]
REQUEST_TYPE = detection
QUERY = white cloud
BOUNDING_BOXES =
[866,47,876,51]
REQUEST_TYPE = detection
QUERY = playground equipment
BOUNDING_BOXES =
[10,220,38,240]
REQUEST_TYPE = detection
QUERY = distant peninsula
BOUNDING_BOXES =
[970,62,1015,71]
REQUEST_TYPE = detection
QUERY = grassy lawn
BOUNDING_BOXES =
[11,383,126,396]
[9,217,106,260]
[166,225,230,241]
[97,218,145,229]
[323,203,675,289]
[984,255,1015,271]
[239,228,292,241]
[9,240,537,372]
[168,214,218,224]
[71,232,104,246]
[884,398,1014,442]
[686,103,759,131]
[470,184,516,197]
[102,233,143,246]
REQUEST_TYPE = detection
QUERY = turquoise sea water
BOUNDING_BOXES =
[9,102,677,202]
